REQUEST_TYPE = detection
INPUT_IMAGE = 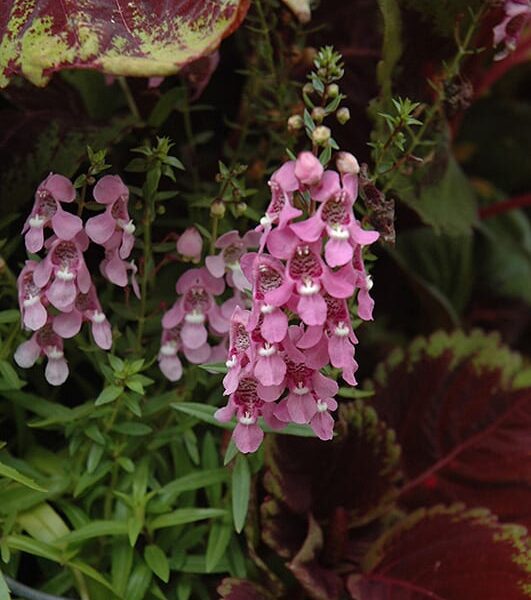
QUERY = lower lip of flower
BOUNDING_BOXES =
[298,280,321,296]
[184,311,205,324]
[56,268,75,282]
[160,343,177,356]
[239,412,256,425]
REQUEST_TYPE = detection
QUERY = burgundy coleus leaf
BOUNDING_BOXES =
[264,401,402,525]
[217,578,274,600]
[0,0,249,88]
[369,329,531,528]
[348,505,531,600]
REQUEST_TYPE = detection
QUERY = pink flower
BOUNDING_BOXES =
[294,151,324,186]
[17,261,47,331]
[310,397,338,440]
[205,230,260,291]
[86,175,135,259]
[353,246,375,321]
[162,268,227,356]
[52,285,112,350]
[158,326,184,382]
[493,0,531,59]
[22,174,81,253]
[33,236,91,311]
[177,227,203,263]
[215,374,283,454]
[99,235,140,297]
[223,307,252,395]
[14,322,69,386]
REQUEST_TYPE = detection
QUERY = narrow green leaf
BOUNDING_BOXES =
[6,534,63,563]
[150,508,226,530]
[112,422,152,436]
[144,545,170,583]
[197,362,228,374]
[231,455,250,533]
[59,520,128,544]
[111,541,133,596]
[0,310,20,324]
[0,462,46,491]
[95,385,123,406]
[0,360,23,390]
[0,571,11,600]
[68,559,116,593]
[206,518,232,572]
[125,562,152,600]
[157,469,227,503]
[223,440,239,466]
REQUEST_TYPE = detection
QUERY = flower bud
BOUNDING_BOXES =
[177,227,203,263]
[337,107,351,124]
[311,107,325,123]
[295,151,324,186]
[336,152,360,175]
[312,125,331,146]
[302,82,314,96]
[234,202,248,217]
[327,83,339,98]
[288,114,304,132]
[210,200,226,218]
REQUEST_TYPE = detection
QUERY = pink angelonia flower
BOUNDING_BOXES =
[14,322,69,386]
[206,230,260,291]
[240,252,289,343]
[493,0,531,59]
[290,170,379,267]
[17,261,48,331]
[86,175,135,259]
[22,174,81,253]
[323,294,359,386]
[53,285,112,350]
[257,162,302,242]
[310,397,338,440]
[158,326,184,382]
[353,246,375,321]
[294,151,324,186]
[215,374,283,454]
[162,268,227,356]
[223,307,253,395]
[33,236,91,311]
[177,227,203,263]
[99,234,140,297]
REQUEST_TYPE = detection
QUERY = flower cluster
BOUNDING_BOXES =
[215,152,378,453]
[493,0,531,60]
[15,174,137,385]
[158,231,259,382]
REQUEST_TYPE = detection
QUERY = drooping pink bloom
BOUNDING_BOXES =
[215,374,283,454]
[223,307,253,395]
[52,285,112,350]
[353,245,375,321]
[86,175,135,259]
[289,170,379,267]
[162,268,227,357]
[493,0,531,60]
[158,326,184,382]
[294,151,324,186]
[33,236,91,311]
[99,234,140,297]
[310,397,338,440]
[177,227,203,263]
[17,261,48,331]
[14,322,69,386]
[206,230,260,291]
[22,174,81,253]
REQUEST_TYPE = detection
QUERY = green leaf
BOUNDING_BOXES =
[0,310,19,324]
[0,571,10,600]
[68,559,116,593]
[59,521,128,544]
[150,508,226,530]
[0,360,23,390]
[198,362,228,374]
[6,534,63,563]
[0,462,46,491]
[231,455,250,533]
[95,385,123,406]
[206,518,232,573]
[111,541,133,596]
[376,0,402,100]
[223,440,239,466]
[157,469,227,504]
[112,422,152,436]
[148,86,186,127]
[125,562,152,600]
[144,545,170,583]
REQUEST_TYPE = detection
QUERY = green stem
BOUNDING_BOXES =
[181,86,200,190]
[118,77,142,121]
[209,216,219,254]
[136,204,153,351]
[72,569,90,600]
[77,180,87,216]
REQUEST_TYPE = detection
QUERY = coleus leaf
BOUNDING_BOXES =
[369,329,531,528]
[264,401,401,525]
[348,505,531,599]
[0,1,250,87]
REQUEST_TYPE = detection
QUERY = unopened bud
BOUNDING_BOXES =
[312,125,331,146]
[234,202,248,217]
[337,107,351,124]
[210,200,226,218]
[288,114,304,132]
[302,83,314,96]
[157,205,166,215]
[311,107,325,123]
[327,84,339,98]
[336,152,360,175]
